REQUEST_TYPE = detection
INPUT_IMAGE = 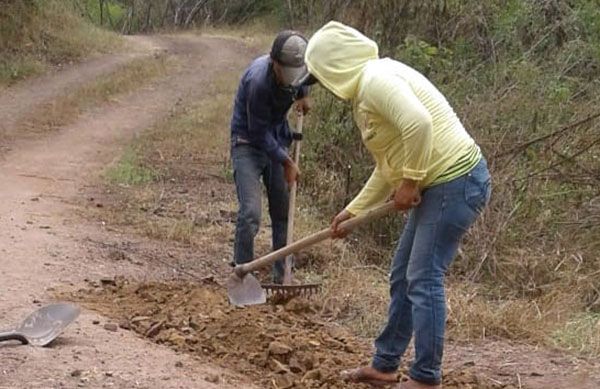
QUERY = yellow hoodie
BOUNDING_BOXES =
[305,21,481,215]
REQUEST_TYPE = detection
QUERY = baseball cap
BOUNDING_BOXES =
[270,31,309,87]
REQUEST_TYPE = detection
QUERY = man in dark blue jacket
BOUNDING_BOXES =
[230,31,310,284]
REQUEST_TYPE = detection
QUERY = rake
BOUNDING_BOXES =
[261,112,316,297]
[227,201,396,306]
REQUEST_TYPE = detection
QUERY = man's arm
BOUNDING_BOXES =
[245,81,299,184]
[294,85,312,115]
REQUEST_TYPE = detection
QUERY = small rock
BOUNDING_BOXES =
[268,341,292,355]
[204,373,220,383]
[130,316,151,324]
[302,369,322,382]
[32,299,41,304]
[118,320,131,330]
[216,333,227,340]
[104,323,118,332]
[100,278,116,286]
[273,373,294,389]
[70,370,82,377]
[175,361,184,368]
[92,320,100,325]
[31,197,39,201]
[104,371,114,377]
[145,321,164,337]
[289,357,304,373]
[269,358,290,374]
[166,332,186,347]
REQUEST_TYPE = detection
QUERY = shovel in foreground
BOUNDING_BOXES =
[227,201,395,306]
[0,303,80,346]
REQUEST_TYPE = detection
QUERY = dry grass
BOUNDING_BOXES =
[0,1,120,85]
[16,54,171,136]
[290,198,600,357]
[199,17,279,51]
[97,72,239,247]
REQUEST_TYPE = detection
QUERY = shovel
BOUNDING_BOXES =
[0,303,80,346]
[227,201,396,306]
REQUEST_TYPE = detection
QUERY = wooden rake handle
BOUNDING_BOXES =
[283,112,303,284]
[234,201,396,277]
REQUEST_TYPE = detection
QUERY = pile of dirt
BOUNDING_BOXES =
[67,278,508,388]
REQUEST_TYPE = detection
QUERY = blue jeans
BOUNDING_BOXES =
[232,144,288,283]
[372,158,491,385]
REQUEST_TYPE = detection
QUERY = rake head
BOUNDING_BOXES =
[261,283,322,299]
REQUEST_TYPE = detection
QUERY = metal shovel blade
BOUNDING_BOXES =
[0,303,80,346]
[226,273,266,307]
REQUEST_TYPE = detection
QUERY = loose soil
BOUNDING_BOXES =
[67,279,506,389]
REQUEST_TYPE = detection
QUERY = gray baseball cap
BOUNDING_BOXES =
[270,31,308,87]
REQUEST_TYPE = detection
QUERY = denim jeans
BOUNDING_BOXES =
[372,158,491,385]
[232,144,289,283]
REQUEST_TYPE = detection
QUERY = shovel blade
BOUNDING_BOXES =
[226,273,266,307]
[19,303,80,346]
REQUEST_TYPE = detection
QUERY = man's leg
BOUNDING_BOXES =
[263,157,289,284]
[232,145,267,265]
[371,212,417,373]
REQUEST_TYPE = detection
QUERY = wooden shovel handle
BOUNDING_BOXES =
[235,201,396,277]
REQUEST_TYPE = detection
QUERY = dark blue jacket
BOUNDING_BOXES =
[230,55,307,163]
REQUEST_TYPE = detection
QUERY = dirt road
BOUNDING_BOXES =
[0,34,257,389]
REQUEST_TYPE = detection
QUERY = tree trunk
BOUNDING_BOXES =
[105,0,114,29]
[144,2,153,32]
[184,0,206,27]
[161,0,172,28]
[287,0,293,28]
[99,0,104,26]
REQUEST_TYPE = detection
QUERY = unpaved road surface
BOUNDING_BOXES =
[0,34,257,389]
[1,32,599,389]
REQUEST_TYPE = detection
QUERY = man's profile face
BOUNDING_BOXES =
[272,60,288,87]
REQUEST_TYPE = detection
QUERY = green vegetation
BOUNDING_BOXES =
[77,0,285,33]
[0,0,118,85]
[106,147,156,186]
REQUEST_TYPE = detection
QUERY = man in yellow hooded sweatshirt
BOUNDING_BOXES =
[299,21,491,388]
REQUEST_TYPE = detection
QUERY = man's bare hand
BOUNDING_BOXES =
[283,158,300,186]
[330,209,354,239]
[393,179,421,210]
[295,97,312,115]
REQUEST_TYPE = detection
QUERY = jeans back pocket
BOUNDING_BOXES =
[464,170,491,214]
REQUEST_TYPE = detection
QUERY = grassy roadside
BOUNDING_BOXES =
[14,54,172,136]
[0,1,120,86]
